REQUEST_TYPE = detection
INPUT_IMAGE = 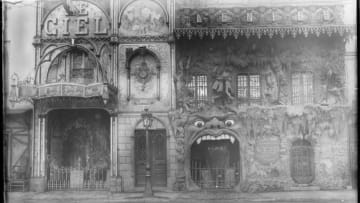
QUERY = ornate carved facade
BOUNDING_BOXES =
[4,0,356,193]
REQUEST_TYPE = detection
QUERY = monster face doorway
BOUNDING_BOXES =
[191,136,240,189]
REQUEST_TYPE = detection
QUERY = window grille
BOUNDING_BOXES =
[237,74,260,104]
[290,139,314,184]
[249,75,260,98]
[292,72,314,104]
[187,75,208,106]
[237,75,248,98]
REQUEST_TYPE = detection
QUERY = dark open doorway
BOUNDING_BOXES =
[191,135,240,189]
[47,109,110,190]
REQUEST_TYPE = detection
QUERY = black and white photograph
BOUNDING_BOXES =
[2,0,357,202]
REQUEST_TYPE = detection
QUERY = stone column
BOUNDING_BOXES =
[344,37,357,105]
[30,113,47,192]
[110,113,120,192]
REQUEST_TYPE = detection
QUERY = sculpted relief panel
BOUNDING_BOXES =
[119,0,168,36]
[129,53,158,98]
[118,43,171,109]
[175,37,346,111]
[169,104,350,192]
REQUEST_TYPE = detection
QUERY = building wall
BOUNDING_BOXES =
[3,0,356,192]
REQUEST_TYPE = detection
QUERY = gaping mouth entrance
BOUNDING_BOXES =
[191,131,240,189]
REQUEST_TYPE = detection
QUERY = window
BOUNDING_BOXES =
[292,72,314,104]
[237,74,261,104]
[290,139,314,184]
[47,49,98,84]
[187,75,208,106]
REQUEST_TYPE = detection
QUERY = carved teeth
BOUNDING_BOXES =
[197,134,236,143]
[230,136,235,144]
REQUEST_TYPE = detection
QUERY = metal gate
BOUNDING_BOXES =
[47,167,109,190]
[191,160,240,189]
[290,139,314,184]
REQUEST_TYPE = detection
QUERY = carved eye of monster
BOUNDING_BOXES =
[224,119,235,127]
[194,120,205,128]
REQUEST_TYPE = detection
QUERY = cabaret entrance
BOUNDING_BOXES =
[46,109,110,190]
[190,135,240,189]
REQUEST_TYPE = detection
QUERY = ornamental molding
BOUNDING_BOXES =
[14,82,118,111]
[175,5,356,39]
[41,37,110,43]
[118,34,171,43]
[176,6,344,28]
[174,25,355,39]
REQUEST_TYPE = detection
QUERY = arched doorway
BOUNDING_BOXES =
[190,134,240,189]
[134,119,167,187]
[46,109,110,190]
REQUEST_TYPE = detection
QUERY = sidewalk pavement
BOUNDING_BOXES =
[6,189,358,203]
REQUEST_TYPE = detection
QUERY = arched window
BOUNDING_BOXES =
[47,49,100,84]
[290,139,315,184]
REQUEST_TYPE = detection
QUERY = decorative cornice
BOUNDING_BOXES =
[110,35,119,45]
[41,37,110,43]
[176,5,344,28]
[174,5,356,39]
[174,25,355,39]
[32,36,42,47]
[118,34,170,43]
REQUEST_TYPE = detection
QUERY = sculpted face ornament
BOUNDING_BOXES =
[188,110,241,189]
[191,116,237,145]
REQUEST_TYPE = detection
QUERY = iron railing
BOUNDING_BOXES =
[7,166,28,192]
[191,167,240,189]
[47,167,109,191]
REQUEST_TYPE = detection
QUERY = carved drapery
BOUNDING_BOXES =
[175,25,355,40]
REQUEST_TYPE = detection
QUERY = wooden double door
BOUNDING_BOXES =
[135,129,167,187]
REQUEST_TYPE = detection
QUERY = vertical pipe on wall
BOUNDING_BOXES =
[110,116,113,177]
[41,116,46,177]
[36,116,41,177]
[115,116,118,177]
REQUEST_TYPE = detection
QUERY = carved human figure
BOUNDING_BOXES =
[262,64,278,105]
[175,56,195,111]
[212,67,234,105]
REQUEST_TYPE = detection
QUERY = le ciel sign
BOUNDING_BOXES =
[43,2,109,37]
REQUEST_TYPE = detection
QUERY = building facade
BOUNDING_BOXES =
[4,0,357,193]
